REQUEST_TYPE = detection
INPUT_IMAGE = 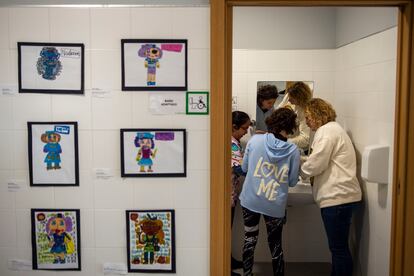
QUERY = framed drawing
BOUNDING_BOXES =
[126,210,175,273]
[18,42,84,94]
[120,129,187,177]
[31,209,81,270]
[121,39,187,91]
[28,122,79,186]
[186,91,209,115]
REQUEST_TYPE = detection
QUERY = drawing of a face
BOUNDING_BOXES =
[41,131,61,144]
[140,138,152,149]
[48,132,60,143]
[147,47,161,59]
[138,44,163,60]
[140,218,163,236]
[49,217,66,235]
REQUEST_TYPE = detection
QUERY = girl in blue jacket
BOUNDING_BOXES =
[239,108,300,276]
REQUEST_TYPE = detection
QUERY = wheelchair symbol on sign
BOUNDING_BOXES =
[189,96,207,110]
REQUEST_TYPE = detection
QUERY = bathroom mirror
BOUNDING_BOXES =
[255,80,314,131]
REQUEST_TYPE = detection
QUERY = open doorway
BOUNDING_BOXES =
[210,1,414,276]
[231,6,397,276]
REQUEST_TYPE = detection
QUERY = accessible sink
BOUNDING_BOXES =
[287,181,314,206]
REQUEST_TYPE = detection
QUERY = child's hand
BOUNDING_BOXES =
[300,155,308,165]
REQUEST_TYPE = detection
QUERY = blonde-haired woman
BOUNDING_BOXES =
[278,81,312,151]
[301,98,362,276]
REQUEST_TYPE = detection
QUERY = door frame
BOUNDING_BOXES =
[210,0,414,275]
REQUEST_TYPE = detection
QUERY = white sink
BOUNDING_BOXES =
[287,181,314,206]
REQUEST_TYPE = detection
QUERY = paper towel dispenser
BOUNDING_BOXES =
[361,145,389,184]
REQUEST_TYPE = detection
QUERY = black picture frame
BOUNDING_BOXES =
[126,209,175,273]
[18,42,84,94]
[121,39,188,91]
[120,128,187,177]
[31,208,81,271]
[28,122,79,186]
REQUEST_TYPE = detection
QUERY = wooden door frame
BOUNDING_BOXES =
[210,0,414,275]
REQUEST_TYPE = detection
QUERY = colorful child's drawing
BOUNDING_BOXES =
[126,210,175,273]
[31,209,81,270]
[36,47,62,80]
[121,39,187,91]
[138,44,163,86]
[121,129,186,177]
[135,132,158,173]
[18,42,84,94]
[28,122,79,186]
[41,131,62,170]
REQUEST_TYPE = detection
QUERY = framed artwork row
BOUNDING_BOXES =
[30,209,176,273]
[17,39,189,93]
[27,124,188,184]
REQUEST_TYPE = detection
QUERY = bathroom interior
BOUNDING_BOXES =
[231,6,397,276]
[0,2,401,276]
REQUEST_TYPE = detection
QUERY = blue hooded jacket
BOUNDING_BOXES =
[239,133,300,218]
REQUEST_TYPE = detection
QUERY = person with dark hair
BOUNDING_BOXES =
[301,98,361,276]
[231,111,251,275]
[239,108,300,276]
[256,84,279,133]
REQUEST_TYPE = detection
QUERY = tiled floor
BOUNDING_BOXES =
[233,262,331,276]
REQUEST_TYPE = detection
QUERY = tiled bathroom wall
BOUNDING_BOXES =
[333,27,397,276]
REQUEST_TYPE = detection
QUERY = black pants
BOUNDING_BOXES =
[242,207,285,276]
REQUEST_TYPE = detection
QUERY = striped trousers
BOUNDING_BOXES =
[242,207,285,276]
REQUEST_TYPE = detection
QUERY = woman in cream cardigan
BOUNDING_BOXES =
[301,98,362,276]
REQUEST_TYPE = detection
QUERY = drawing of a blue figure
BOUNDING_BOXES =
[36,47,62,80]
[41,131,62,170]
[138,44,163,86]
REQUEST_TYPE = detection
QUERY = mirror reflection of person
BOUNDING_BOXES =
[301,98,362,276]
[277,81,312,152]
[255,85,279,133]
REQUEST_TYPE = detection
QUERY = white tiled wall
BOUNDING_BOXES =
[0,6,210,276]
[333,27,397,276]
[232,27,397,275]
